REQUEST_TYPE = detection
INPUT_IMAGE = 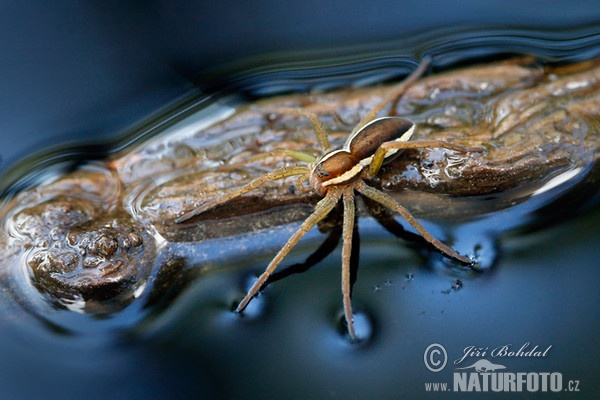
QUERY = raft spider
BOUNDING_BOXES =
[176,57,474,341]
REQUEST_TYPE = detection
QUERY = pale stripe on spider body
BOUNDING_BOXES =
[176,58,474,341]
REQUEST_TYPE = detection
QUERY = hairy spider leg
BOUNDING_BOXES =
[341,187,357,340]
[368,139,468,177]
[235,187,344,313]
[350,57,432,137]
[175,164,310,223]
[217,149,318,172]
[355,181,471,265]
[268,107,332,152]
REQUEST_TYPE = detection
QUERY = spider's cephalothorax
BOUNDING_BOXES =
[175,58,474,341]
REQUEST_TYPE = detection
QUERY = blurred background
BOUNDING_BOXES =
[1,0,599,172]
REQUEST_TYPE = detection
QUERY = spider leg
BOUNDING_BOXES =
[219,149,317,171]
[266,221,342,284]
[355,181,471,265]
[368,139,468,178]
[268,107,332,152]
[175,164,309,223]
[235,187,343,313]
[350,57,432,137]
[341,187,357,340]
[296,173,310,188]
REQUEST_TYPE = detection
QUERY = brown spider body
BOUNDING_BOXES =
[176,58,474,341]
[310,117,415,194]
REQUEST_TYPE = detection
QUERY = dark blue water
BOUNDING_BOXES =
[2,1,600,175]
[1,2,600,400]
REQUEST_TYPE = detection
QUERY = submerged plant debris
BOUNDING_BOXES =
[0,56,599,313]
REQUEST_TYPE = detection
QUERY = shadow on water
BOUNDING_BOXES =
[1,19,600,400]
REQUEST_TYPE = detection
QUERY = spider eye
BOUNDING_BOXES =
[315,164,330,178]
[312,150,361,187]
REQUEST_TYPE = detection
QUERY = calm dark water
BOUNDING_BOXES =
[1,2,600,400]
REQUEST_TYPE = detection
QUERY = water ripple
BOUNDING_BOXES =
[210,25,600,96]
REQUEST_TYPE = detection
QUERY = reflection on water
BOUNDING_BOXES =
[211,25,600,97]
[0,26,600,399]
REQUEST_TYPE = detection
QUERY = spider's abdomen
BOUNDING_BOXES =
[348,117,415,164]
